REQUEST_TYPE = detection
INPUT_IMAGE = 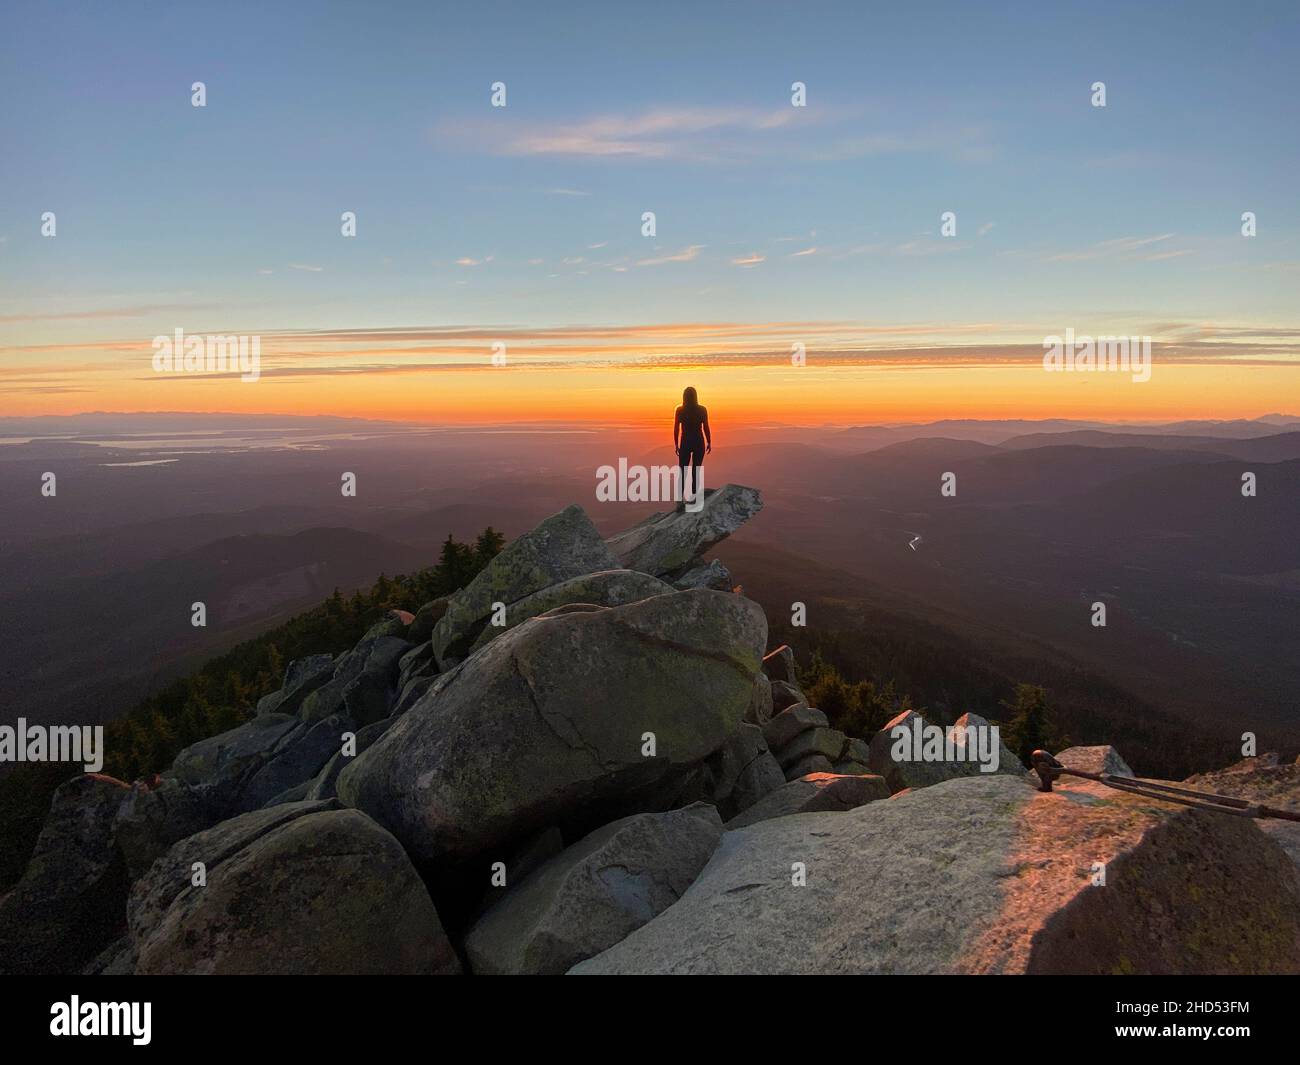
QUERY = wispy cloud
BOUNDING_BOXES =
[732,252,766,267]
[497,107,792,158]
[0,302,217,323]
[14,319,1300,388]
[288,263,324,273]
[441,106,816,162]
[1044,234,1183,263]
[637,244,704,267]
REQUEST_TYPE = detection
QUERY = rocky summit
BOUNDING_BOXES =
[3,483,1299,976]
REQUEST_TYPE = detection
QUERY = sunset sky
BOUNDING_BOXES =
[2,1,1297,425]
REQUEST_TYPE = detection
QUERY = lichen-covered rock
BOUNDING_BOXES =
[605,484,763,579]
[167,713,300,790]
[1184,758,1300,884]
[166,712,352,817]
[431,504,619,667]
[256,653,334,716]
[670,558,734,591]
[0,774,130,975]
[240,713,352,810]
[397,641,436,688]
[1056,745,1134,778]
[465,804,723,974]
[407,596,449,644]
[466,569,671,654]
[304,715,395,801]
[704,723,786,820]
[726,771,890,829]
[129,802,458,975]
[784,753,835,780]
[339,588,767,865]
[761,645,797,685]
[362,610,414,640]
[761,704,828,752]
[746,672,774,726]
[776,727,846,772]
[573,773,1300,974]
[299,635,409,725]
[115,777,216,880]
[769,680,805,714]
[831,736,873,776]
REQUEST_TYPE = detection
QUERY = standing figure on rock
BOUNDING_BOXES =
[674,386,712,509]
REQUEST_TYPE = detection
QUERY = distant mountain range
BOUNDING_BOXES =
[1,412,1296,761]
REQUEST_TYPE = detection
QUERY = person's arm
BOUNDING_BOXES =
[673,407,682,451]
[702,408,712,452]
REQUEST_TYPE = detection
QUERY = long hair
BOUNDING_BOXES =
[682,386,699,409]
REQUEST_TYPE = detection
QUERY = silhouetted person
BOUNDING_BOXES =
[674,386,711,507]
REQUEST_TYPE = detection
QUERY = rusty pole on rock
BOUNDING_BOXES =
[1028,750,1300,822]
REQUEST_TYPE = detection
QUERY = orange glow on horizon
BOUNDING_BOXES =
[5,360,1293,427]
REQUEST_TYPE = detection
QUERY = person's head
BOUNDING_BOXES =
[682,386,699,409]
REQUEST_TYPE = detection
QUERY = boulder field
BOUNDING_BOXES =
[3,485,1298,976]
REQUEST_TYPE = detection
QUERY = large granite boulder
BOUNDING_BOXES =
[0,774,130,975]
[1056,745,1134,778]
[299,634,409,725]
[255,653,334,715]
[703,724,787,820]
[726,771,890,829]
[167,712,300,790]
[671,558,734,591]
[573,773,1300,974]
[465,804,723,974]
[431,504,619,667]
[129,801,458,975]
[114,777,217,880]
[338,588,767,865]
[239,714,352,809]
[304,715,396,801]
[605,484,763,579]
[761,704,828,752]
[953,711,1024,773]
[407,596,450,644]
[166,712,352,817]
[466,569,671,654]
[776,726,847,773]
[769,679,805,713]
[1184,757,1300,883]
[761,645,797,685]
[747,672,774,726]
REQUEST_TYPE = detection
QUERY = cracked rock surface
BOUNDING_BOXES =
[337,588,767,865]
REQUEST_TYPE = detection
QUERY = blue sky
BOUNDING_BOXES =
[1,0,1298,420]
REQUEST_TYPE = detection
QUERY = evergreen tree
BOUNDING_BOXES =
[473,527,506,566]
[998,683,1062,765]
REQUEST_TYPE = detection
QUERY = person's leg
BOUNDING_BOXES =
[686,443,704,503]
